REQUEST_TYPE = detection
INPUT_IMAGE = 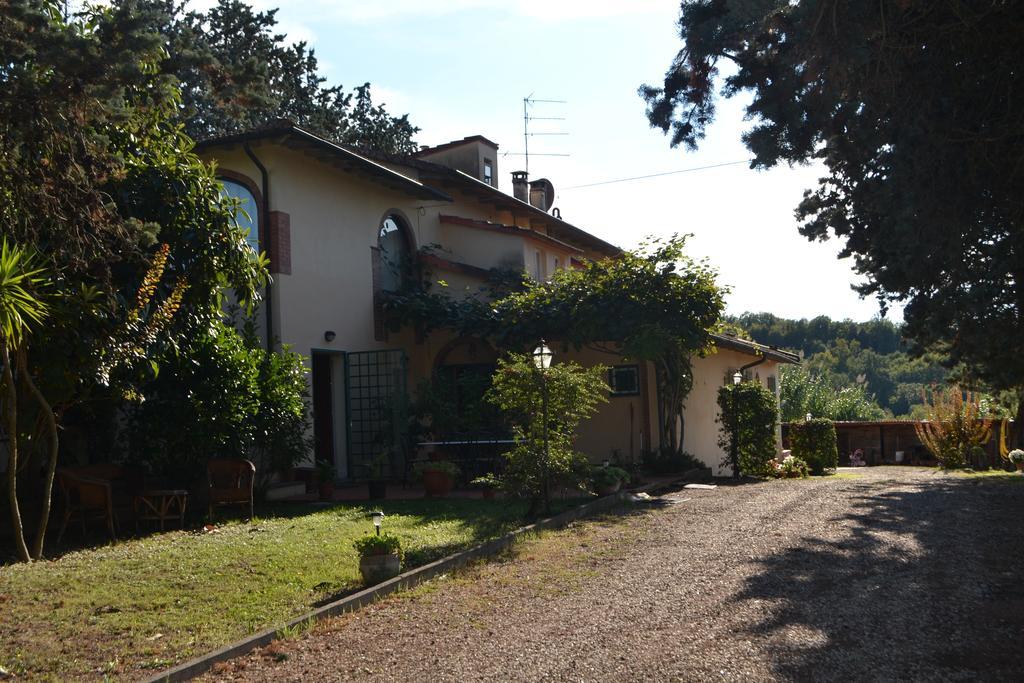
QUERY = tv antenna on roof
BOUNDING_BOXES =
[508,94,568,175]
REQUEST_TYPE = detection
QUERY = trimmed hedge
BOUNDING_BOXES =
[717,382,779,477]
[789,418,839,474]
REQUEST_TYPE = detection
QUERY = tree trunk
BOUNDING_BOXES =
[23,349,58,561]
[2,343,31,562]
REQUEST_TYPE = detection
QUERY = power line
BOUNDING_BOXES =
[561,159,753,190]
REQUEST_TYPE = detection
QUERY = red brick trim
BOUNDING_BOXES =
[267,211,291,274]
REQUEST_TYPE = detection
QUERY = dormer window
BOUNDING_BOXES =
[483,159,493,186]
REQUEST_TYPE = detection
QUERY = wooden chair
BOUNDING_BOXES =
[55,464,144,543]
[207,458,256,519]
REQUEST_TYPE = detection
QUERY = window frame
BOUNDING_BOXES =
[608,364,641,397]
[377,212,414,293]
[218,171,263,253]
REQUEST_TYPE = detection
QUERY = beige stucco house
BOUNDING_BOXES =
[197,121,798,480]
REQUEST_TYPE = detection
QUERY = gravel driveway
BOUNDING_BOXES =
[203,468,1024,682]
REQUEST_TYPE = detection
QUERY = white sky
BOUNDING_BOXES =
[199,0,898,322]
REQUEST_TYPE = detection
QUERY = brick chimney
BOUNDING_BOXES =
[511,171,529,203]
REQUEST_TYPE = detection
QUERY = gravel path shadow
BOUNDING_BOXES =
[202,468,1024,682]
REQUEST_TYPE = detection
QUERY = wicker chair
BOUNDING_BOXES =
[55,464,144,543]
[207,458,256,519]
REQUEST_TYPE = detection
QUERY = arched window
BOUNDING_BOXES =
[378,214,411,291]
[220,178,260,253]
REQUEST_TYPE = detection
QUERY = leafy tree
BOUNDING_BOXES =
[487,354,609,514]
[779,365,886,422]
[644,2,1024,442]
[0,0,265,558]
[717,381,778,477]
[123,0,420,153]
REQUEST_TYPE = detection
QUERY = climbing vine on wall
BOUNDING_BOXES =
[384,235,725,455]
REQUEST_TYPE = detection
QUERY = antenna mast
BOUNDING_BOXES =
[522,95,567,176]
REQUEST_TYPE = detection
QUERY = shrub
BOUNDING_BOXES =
[470,473,502,490]
[486,353,609,513]
[1008,449,1024,465]
[591,465,630,489]
[717,381,779,477]
[353,533,403,561]
[642,447,703,474]
[122,319,311,490]
[772,455,810,479]
[410,460,461,480]
[914,386,992,469]
[789,418,839,475]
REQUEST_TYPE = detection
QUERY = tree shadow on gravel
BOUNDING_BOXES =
[732,476,1024,681]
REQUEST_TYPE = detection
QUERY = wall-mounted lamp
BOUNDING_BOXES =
[732,371,743,385]
[324,330,336,342]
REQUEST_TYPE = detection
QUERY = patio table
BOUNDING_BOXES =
[134,489,189,531]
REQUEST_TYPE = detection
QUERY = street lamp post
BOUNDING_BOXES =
[532,341,554,514]
[731,370,742,480]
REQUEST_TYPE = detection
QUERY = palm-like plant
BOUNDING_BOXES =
[0,238,51,562]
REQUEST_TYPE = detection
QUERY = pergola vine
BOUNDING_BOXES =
[384,235,725,456]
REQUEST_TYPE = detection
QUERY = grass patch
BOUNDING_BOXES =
[824,471,863,480]
[0,496,583,680]
[942,468,1024,484]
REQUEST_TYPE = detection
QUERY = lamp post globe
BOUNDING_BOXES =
[532,340,554,514]
[532,342,553,370]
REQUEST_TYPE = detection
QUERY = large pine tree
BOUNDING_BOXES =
[121,0,420,153]
[641,1,1024,439]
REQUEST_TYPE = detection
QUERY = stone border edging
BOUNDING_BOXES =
[146,480,673,682]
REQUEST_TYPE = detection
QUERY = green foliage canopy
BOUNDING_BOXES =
[124,0,420,153]
[643,1,1024,424]
[779,365,885,423]
[123,320,310,488]
[387,236,725,455]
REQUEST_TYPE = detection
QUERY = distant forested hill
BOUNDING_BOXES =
[727,313,948,418]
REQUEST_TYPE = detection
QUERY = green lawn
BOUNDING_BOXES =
[0,497,577,681]
[941,467,1024,483]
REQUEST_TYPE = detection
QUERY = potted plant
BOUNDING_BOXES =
[591,465,629,496]
[316,459,336,501]
[353,533,403,584]
[366,452,389,500]
[411,460,461,497]
[470,473,502,500]
[1009,449,1024,473]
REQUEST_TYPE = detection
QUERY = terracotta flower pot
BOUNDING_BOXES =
[1015,462,1024,473]
[359,552,401,585]
[422,470,454,497]
[482,488,496,500]
[319,481,335,501]
[595,481,621,497]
